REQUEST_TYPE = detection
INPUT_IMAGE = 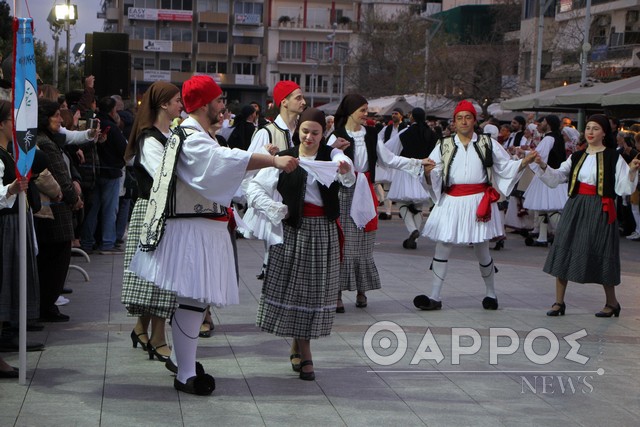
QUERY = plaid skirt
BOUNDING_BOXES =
[0,213,40,322]
[544,194,620,285]
[256,217,340,340]
[121,199,177,318]
[338,185,381,292]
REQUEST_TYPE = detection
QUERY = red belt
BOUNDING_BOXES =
[303,203,344,261]
[446,183,500,222]
[356,171,378,232]
[577,182,616,224]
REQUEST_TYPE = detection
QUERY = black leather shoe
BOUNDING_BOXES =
[39,307,70,323]
[482,296,499,310]
[546,302,566,316]
[413,295,442,311]
[595,303,621,318]
[0,367,19,378]
[378,212,392,220]
[61,288,73,294]
[174,373,216,395]
[0,337,45,352]
[299,360,315,381]
[165,358,205,375]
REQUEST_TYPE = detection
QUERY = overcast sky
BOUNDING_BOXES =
[9,0,104,54]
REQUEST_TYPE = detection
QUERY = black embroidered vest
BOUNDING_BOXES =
[568,148,617,199]
[546,132,566,169]
[134,127,168,200]
[331,126,378,182]
[277,144,340,228]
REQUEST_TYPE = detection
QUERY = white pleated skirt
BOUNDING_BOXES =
[523,177,568,211]
[422,193,503,244]
[129,218,238,306]
[387,170,431,203]
[374,164,392,184]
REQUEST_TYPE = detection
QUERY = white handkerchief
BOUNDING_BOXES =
[299,158,339,187]
[350,173,376,228]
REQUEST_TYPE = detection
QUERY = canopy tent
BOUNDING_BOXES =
[378,96,414,116]
[601,75,640,107]
[500,80,603,111]
[555,75,640,107]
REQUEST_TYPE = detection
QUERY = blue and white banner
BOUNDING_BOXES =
[12,17,38,179]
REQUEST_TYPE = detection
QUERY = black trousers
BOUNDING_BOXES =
[36,240,71,314]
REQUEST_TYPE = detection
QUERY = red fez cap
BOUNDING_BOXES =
[273,80,301,108]
[182,75,223,113]
[453,100,477,121]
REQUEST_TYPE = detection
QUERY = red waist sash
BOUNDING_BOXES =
[303,203,344,261]
[577,182,616,224]
[446,183,500,222]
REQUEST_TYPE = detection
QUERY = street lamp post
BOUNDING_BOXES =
[419,14,442,111]
[49,1,77,92]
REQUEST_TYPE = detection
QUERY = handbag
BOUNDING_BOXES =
[33,169,61,220]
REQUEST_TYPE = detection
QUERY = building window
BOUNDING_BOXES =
[159,27,192,42]
[133,57,156,70]
[160,58,192,72]
[196,61,227,74]
[126,25,155,40]
[161,0,193,10]
[279,40,302,61]
[304,74,329,93]
[134,0,155,7]
[232,62,260,75]
[307,7,329,28]
[234,1,263,16]
[197,0,229,12]
[279,73,301,85]
[197,30,228,43]
[305,41,335,62]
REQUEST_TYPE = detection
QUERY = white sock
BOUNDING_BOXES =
[632,204,640,233]
[401,205,416,232]
[537,214,548,242]
[474,242,496,298]
[384,198,392,215]
[548,211,561,235]
[412,211,423,233]
[173,297,207,384]
[430,242,452,301]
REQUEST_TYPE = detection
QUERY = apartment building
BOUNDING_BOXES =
[98,0,430,105]
[99,0,267,104]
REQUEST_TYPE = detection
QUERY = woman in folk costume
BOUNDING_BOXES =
[327,94,428,312]
[523,115,569,247]
[129,76,298,395]
[414,101,537,311]
[385,107,437,249]
[121,82,182,364]
[534,114,640,318]
[248,108,354,380]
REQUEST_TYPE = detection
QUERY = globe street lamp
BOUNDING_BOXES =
[48,1,77,92]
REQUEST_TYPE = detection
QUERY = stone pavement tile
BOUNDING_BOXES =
[326,387,425,426]
[15,398,102,426]
[257,401,344,426]
[314,366,390,391]
[181,399,264,426]
[244,375,325,401]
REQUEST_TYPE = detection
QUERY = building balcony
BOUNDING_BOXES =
[198,11,229,25]
[556,0,640,21]
[197,42,228,55]
[235,13,262,26]
[234,43,260,56]
[589,43,640,67]
[276,21,356,32]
